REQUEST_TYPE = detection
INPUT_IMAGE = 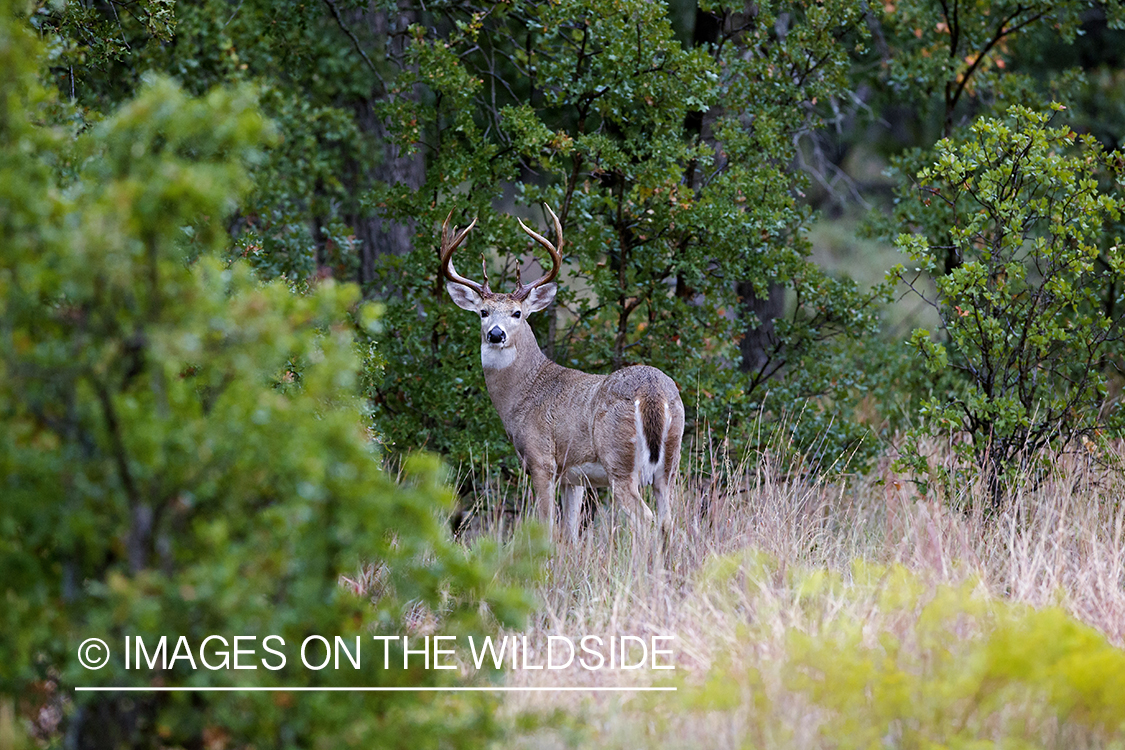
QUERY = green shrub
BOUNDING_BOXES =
[0,11,535,746]
[786,567,1125,747]
[688,559,1125,748]
[890,104,1124,511]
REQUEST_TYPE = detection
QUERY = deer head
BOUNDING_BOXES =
[441,205,563,367]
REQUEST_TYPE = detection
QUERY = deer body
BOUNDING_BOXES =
[441,207,684,540]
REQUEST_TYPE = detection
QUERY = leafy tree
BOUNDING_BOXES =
[876,0,1124,138]
[844,0,1125,480]
[33,0,416,282]
[369,0,889,481]
[0,8,533,746]
[891,104,1125,510]
[865,0,1125,268]
[41,0,1125,500]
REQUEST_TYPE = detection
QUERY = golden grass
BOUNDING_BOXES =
[472,436,1125,748]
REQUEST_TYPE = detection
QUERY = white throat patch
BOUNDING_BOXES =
[481,343,517,370]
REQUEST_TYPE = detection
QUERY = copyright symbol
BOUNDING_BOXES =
[78,638,110,670]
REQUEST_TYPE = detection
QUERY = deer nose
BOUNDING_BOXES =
[487,326,506,344]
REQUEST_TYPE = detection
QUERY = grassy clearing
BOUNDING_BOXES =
[473,437,1125,748]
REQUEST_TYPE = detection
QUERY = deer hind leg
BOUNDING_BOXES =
[660,419,684,526]
[560,484,584,543]
[653,471,672,538]
[611,475,653,526]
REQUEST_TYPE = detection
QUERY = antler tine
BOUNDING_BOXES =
[439,211,488,296]
[512,203,563,300]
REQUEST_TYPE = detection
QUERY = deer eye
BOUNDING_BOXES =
[512,310,521,319]
[480,309,489,318]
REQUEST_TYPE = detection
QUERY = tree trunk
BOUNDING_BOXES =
[688,3,786,378]
[736,280,784,374]
[350,97,425,290]
[339,2,426,293]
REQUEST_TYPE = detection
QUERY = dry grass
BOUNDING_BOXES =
[468,436,1125,748]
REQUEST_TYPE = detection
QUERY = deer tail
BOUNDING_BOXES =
[635,393,672,485]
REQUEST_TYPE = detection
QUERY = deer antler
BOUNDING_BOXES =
[439,211,489,297]
[512,203,563,301]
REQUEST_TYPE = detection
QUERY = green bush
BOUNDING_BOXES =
[890,104,1124,510]
[787,568,1125,747]
[0,11,534,746]
[688,559,1125,748]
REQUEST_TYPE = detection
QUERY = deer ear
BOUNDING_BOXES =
[524,282,557,313]
[447,281,483,311]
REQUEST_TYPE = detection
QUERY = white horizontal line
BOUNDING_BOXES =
[74,686,676,692]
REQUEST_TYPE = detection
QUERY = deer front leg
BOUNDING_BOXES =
[527,464,557,536]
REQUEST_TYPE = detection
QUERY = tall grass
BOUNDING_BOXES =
[470,433,1125,748]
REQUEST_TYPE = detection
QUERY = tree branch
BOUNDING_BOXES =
[321,0,384,90]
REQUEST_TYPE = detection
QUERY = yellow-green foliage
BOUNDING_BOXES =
[691,558,1125,749]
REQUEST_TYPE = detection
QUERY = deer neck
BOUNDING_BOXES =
[480,325,551,423]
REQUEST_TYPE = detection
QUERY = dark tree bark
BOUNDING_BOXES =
[349,95,425,289]
[332,1,426,292]
[687,3,786,376]
[736,280,785,374]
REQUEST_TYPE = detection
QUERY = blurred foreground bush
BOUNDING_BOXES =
[690,557,1125,747]
[0,8,535,747]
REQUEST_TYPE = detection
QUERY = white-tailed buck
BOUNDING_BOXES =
[441,205,685,541]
